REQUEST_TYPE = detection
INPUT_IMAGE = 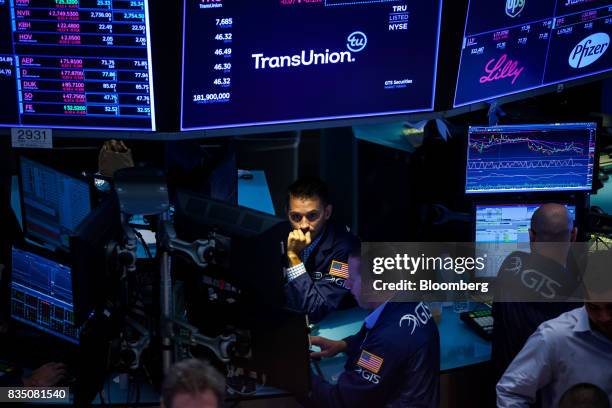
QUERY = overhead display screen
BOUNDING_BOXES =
[181,0,443,131]
[0,0,156,131]
[465,123,596,194]
[454,0,612,107]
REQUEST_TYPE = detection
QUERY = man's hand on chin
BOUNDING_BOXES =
[287,229,312,267]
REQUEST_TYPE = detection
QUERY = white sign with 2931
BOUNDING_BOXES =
[11,128,53,149]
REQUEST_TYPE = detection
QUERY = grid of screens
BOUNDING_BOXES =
[474,203,576,278]
[0,0,156,130]
[181,0,443,131]
[465,123,596,194]
[19,156,91,250]
[454,0,612,107]
[10,246,79,344]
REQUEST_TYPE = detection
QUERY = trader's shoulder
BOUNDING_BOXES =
[536,306,584,340]
[327,221,359,249]
[377,302,439,350]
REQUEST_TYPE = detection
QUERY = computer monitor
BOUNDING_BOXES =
[465,123,596,194]
[69,193,122,326]
[0,1,156,130]
[454,0,612,108]
[474,203,576,278]
[174,191,310,396]
[180,0,443,131]
[18,156,92,251]
[174,189,286,305]
[10,245,80,345]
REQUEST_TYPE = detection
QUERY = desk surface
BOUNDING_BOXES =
[237,170,275,216]
[312,304,491,382]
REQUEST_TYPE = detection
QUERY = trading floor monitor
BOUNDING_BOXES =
[10,245,80,345]
[454,1,612,107]
[474,203,576,278]
[18,156,92,252]
[466,123,596,194]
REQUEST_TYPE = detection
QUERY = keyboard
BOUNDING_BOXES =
[460,309,493,340]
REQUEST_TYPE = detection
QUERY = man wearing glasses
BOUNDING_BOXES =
[283,177,358,322]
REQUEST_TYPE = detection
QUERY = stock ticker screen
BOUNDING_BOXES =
[181,0,443,131]
[454,0,612,107]
[465,123,596,194]
[0,0,156,131]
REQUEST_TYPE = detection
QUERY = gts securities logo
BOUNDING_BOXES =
[251,31,367,69]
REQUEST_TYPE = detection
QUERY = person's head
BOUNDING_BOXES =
[559,383,610,408]
[529,204,577,243]
[585,301,612,340]
[529,204,577,262]
[286,177,332,239]
[161,358,225,408]
[583,251,612,340]
[345,240,386,310]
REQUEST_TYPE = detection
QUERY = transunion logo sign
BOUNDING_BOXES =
[568,32,610,69]
[251,31,367,69]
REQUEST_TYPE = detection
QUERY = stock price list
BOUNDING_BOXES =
[0,0,155,130]
[191,6,232,107]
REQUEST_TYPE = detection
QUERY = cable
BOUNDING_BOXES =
[133,228,153,259]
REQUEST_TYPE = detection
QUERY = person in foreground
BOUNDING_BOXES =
[307,242,440,407]
[161,358,225,408]
[496,278,612,407]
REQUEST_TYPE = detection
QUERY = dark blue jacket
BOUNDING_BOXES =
[310,302,440,408]
[492,251,582,382]
[284,222,357,322]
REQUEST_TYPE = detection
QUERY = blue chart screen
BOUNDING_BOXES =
[20,157,91,250]
[454,0,612,107]
[0,0,156,130]
[466,123,596,194]
[181,0,442,131]
[10,247,79,344]
[474,203,576,277]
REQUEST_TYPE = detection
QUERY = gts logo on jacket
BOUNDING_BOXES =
[354,367,381,384]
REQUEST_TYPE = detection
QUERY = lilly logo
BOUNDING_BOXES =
[569,32,610,69]
[479,54,524,85]
[505,0,525,18]
[347,31,367,52]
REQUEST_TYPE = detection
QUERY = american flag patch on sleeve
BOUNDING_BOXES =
[329,260,349,279]
[357,350,384,374]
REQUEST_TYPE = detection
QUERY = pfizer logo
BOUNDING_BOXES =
[569,32,610,69]
[347,31,367,52]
